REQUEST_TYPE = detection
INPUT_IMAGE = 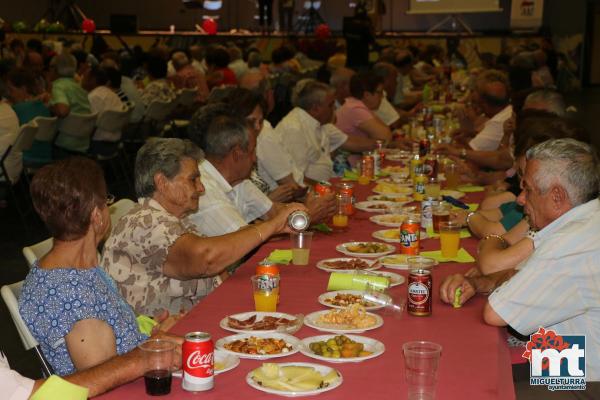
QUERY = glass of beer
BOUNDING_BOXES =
[251,275,279,312]
[432,204,451,233]
[444,162,460,189]
[139,339,176,396]
[439,221,461,258]
[290,231,313,265]
[424,177,441,199]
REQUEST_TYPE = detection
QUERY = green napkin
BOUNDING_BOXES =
[451,203,479,212]
[267,249,293,264]
[426,226,472,239]
[30,375,88,400]
[457,185,485,193]
[327,272,390,291]
[343,169,359,181]
[136,314,158,336]
[312,223,333,233]
[420,248,475,263]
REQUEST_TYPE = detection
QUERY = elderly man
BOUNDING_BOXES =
[276,79,375,183]
[169,51,209,104]
[185,108,334,236]
[49,52,92,153]
[441,138,600,379]
[103,138,303,315]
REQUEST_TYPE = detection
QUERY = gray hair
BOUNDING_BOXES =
[526,138,600,205]
[171,51,189,70]
[476,69,510,106]
[135,138,204,198]
[524,89,566,117]
[50,53,77,78]
[329,67,354,89]
[292,79,331,110]
[202,115,250,157]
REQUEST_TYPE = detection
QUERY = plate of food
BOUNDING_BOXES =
[220,312,300,334]
[366,194,413,204]
[316,257,380,273]
[369,214,407,227]
[363,270,405,286]
[375,177,413,186]
[173,350,239,378]
[318,290,391,311]
[372,229,428,243]
[377,254,410,269]
[335,242,395,258]
[300,334,385,363]
[247,362,342,397]
[373,182,414,195]
[354,200,395,213]
[216,332,301,360]
[440,189,465,199]
[381,165,409,176]
[383,149,412,162]
[304,304,384,333]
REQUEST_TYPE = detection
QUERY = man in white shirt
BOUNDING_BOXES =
[276,79,375,183]
[465,70,513,152]
[440,138,600,381]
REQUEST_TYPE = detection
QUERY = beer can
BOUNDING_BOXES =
[421,197,436,229]
[375,140,386,165]
[288,210,310,231]
[409,155,423,180]
[419,138,431,157]
[400,217,420,255]
[336,182,355,215]
[423,155,438,178]
[407,269,432,316]
[182,332,214,392]
[413,173,426,201]
[314,181,333,196]
[361,152,374,179]
[372,151,381,177]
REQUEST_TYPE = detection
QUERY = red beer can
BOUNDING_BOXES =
[400,218,421,255]
[336,182,355,215]
[419,138,431,157]
[423,155,438,178]
[314,181,333,196]
[182,332,214,392]
[360,153,374,179]
[408,269,432,316]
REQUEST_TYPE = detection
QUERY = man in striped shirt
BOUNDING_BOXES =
[440,138,600,380]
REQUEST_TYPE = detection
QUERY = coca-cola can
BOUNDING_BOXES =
[182,332,214,392]
[407,269,432,316]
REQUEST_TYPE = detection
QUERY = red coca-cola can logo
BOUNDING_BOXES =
[182,332,214,392]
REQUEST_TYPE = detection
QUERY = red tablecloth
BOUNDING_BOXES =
[98,182,515,399]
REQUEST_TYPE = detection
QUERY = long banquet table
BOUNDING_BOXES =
[98,180,516,399]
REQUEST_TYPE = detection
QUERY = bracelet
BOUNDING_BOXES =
[481,234,508,248]
[465,211,476,228]
[251,225,264,242]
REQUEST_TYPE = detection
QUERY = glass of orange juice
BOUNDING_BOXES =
[444,163,460,189]
[439,221,461,258]
[251,275,279,312]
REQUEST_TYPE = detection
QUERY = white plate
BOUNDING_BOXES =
[316,257,380,273]
[299,334,385,363]
[335,242,395,258]
[440,189,465,199]
[172,350,239,378]
[304,310,384,333]
[366,195,413,204]
[377,254,410,269]
[318,290,390,311]
[215,332,301,360]
[372,183,414,195]
[369,214,407,227]
[219,312,299,334]
[365,270,405,286]
[372,229,428,243]
[354,200,396,213]
[246,362,343,397]
[376,177,413,186]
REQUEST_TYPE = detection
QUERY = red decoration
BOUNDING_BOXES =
[202,18,218,35]
[82,18,96,34]
[315,24,331,39]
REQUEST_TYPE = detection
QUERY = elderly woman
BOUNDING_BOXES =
[18,157,149,376]
[102,138,303,316]
[335,71,392,166]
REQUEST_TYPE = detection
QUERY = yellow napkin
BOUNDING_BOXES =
[451,203,479,212]
[267,249,293,264]
[30,375,88,400]
[343,170,359,181]
[420,248,475,263]
[457,185,485,193]
[426,226,472,239]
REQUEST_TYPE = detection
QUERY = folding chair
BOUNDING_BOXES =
[22,237,54,268]
[54,112,98,155]
[1,282,55,377]
[109,198,136,229]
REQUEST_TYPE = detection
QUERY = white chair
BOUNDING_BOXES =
[145,100,177,126]
[109,198,136,229]
[55,112,98,153]
[95,107,133,144]
[32,116,58,143]
[1,282,54,377]
[22,237,54,268]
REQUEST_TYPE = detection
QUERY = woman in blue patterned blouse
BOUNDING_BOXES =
[18,157,149,376]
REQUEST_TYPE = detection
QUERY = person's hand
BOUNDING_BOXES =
[152,310,186,335]
[268,183,298,203]
[150,331,184,370]
[389,136,413,150]
[435,143,461,157]
[450,209,469,226]
[304,191,337,224]
[439,274,476,306]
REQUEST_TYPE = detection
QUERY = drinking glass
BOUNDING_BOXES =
[439,221,461,258]
[139,339,176,396]
[290,231,313,265]
[403,341,442,400]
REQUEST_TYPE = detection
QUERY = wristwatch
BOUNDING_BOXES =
[459,148,468,159]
